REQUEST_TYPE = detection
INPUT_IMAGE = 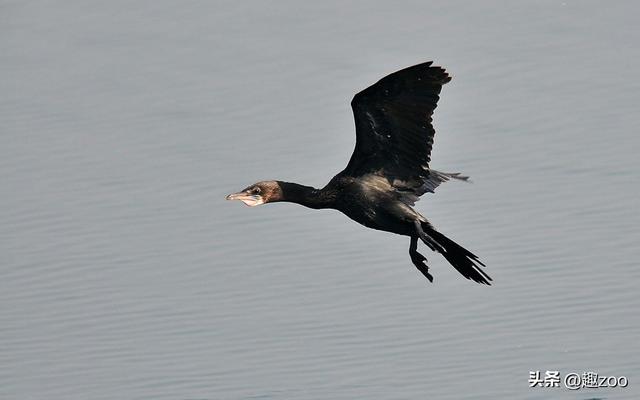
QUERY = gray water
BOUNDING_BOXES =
[2,1,639,399]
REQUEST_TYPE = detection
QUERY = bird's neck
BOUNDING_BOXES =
[277,181,332,210]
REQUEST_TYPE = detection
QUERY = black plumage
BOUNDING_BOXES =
[227,62,491,285]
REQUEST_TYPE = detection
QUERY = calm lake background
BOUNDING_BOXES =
[2,1,639,399]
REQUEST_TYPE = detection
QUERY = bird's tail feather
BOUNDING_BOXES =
[419,222,492,285]
[430,170,470,182]
[420,170,470,194]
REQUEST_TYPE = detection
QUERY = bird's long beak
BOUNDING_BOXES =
[226,191,264,207]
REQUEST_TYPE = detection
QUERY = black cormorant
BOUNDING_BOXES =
[226,62,491,284]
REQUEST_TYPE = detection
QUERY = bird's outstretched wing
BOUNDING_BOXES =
[341,62,453,204]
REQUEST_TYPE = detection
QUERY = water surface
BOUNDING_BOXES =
[2,1,639,399]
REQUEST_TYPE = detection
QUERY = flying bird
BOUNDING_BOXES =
[227,62,491,284]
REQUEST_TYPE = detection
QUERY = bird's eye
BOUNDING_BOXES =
[252,187,261,195]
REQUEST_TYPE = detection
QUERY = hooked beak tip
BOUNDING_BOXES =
[226,192,244,201]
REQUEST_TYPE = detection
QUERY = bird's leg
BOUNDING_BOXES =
[413,220,444,253]
[409,235,434,283]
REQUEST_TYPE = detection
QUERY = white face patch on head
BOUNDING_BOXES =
[240,196,264,207]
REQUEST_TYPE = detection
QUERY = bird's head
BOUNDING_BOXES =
[225,181,283,207]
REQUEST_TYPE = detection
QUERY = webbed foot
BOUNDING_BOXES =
[409,236,434,283]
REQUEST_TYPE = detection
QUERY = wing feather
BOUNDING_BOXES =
[341,62,452,204]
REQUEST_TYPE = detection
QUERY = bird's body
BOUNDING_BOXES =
[328,174,418,235]
[227,62,492,285]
